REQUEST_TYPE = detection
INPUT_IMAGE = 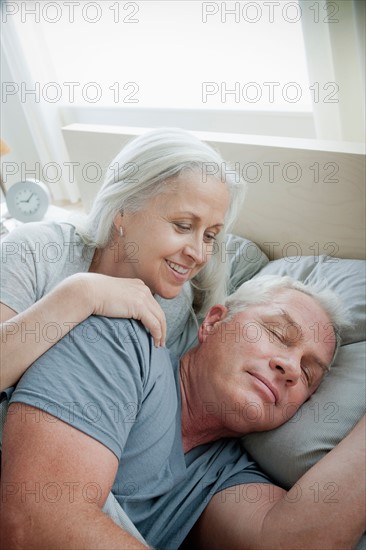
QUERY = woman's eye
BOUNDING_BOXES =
[204,233,217,243]
[174,223,191,232]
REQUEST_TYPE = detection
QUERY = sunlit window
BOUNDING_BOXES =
[10,0,311,111]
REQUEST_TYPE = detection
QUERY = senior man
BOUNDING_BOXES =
[1,276,365,549]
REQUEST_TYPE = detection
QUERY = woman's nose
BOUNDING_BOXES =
[183,236,206,265]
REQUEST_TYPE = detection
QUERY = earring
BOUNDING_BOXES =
[119,226,124,238]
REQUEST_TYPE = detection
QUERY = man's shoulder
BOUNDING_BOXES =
[79,316,151,353]
[10,314,176,461]
[65,315,173,384]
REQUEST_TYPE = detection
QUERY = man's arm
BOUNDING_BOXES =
[1,404,148,549]
[188,415,365,550]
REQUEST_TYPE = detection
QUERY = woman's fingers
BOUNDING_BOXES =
[138,302,167,348]
[88,275,167,347]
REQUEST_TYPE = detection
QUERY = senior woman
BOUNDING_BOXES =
[0,128,247,392]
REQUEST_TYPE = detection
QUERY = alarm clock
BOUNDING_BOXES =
[6,179,51,222]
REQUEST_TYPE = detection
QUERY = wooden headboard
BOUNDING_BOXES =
[62,124,365,260]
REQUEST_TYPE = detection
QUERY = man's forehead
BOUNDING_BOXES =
[236,289,331,329]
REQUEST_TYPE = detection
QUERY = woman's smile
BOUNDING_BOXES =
[108,170,229,299]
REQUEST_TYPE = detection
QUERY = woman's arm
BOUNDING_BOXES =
[1,273,166,390]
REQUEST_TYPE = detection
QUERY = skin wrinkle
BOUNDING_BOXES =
[89,171,229,300]
[258,311,330,386]
[179,289,336,452]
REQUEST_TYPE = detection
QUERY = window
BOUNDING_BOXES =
[10,0,311,111]
[1,1,364,202]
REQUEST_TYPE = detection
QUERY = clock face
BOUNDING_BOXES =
[6,179,51,222]
[14,189,42,215]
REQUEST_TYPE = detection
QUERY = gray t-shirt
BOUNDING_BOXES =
[10,316,270,549]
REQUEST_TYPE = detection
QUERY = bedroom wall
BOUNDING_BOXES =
[62,124,365,260]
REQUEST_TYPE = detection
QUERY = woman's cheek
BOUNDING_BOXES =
[202,243,217,265]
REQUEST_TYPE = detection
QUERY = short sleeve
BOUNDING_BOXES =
[0,221,91,314]
[10,316,146,459]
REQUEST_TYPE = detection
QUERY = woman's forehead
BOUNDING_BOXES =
[151,173,229,218]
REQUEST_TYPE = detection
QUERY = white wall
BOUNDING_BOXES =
[62,124,365,260]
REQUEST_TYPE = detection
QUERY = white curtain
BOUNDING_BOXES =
[300,0,365,142]
[1,14,80,202]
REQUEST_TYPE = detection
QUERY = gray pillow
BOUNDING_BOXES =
[242,256,365,489]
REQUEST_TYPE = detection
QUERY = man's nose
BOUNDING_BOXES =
[269,354,301,386]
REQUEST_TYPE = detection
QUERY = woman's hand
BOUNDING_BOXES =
[0,273,167,390]
[83,273,167,347]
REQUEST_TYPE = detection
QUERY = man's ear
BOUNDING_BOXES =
[198,304,228,343]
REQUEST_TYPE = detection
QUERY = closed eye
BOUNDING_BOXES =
[301,362,322,387]
[267,327,284,344]
[301,365,312,385]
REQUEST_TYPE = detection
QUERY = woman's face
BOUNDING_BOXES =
[114,171,230,299]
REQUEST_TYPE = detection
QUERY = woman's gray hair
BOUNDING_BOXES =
[77,127,246,315]
[224,275,351,363]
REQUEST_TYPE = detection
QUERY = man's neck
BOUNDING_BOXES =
[179,352,230,453]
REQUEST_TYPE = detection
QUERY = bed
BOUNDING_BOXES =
[3,125,364,547]
[61,126,365,485]
[98,238,366,548]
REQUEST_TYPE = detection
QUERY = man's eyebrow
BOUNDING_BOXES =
[263,309,300,329]
[278,308,298,327]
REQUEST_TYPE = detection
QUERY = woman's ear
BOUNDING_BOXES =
[198,304,228,343]
[113,212,123,233]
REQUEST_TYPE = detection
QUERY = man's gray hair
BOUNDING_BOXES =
[224,275,350,364]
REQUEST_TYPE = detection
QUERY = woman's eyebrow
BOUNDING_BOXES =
[171,211,225,227]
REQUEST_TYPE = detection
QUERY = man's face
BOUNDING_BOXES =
[198,289,336,435]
